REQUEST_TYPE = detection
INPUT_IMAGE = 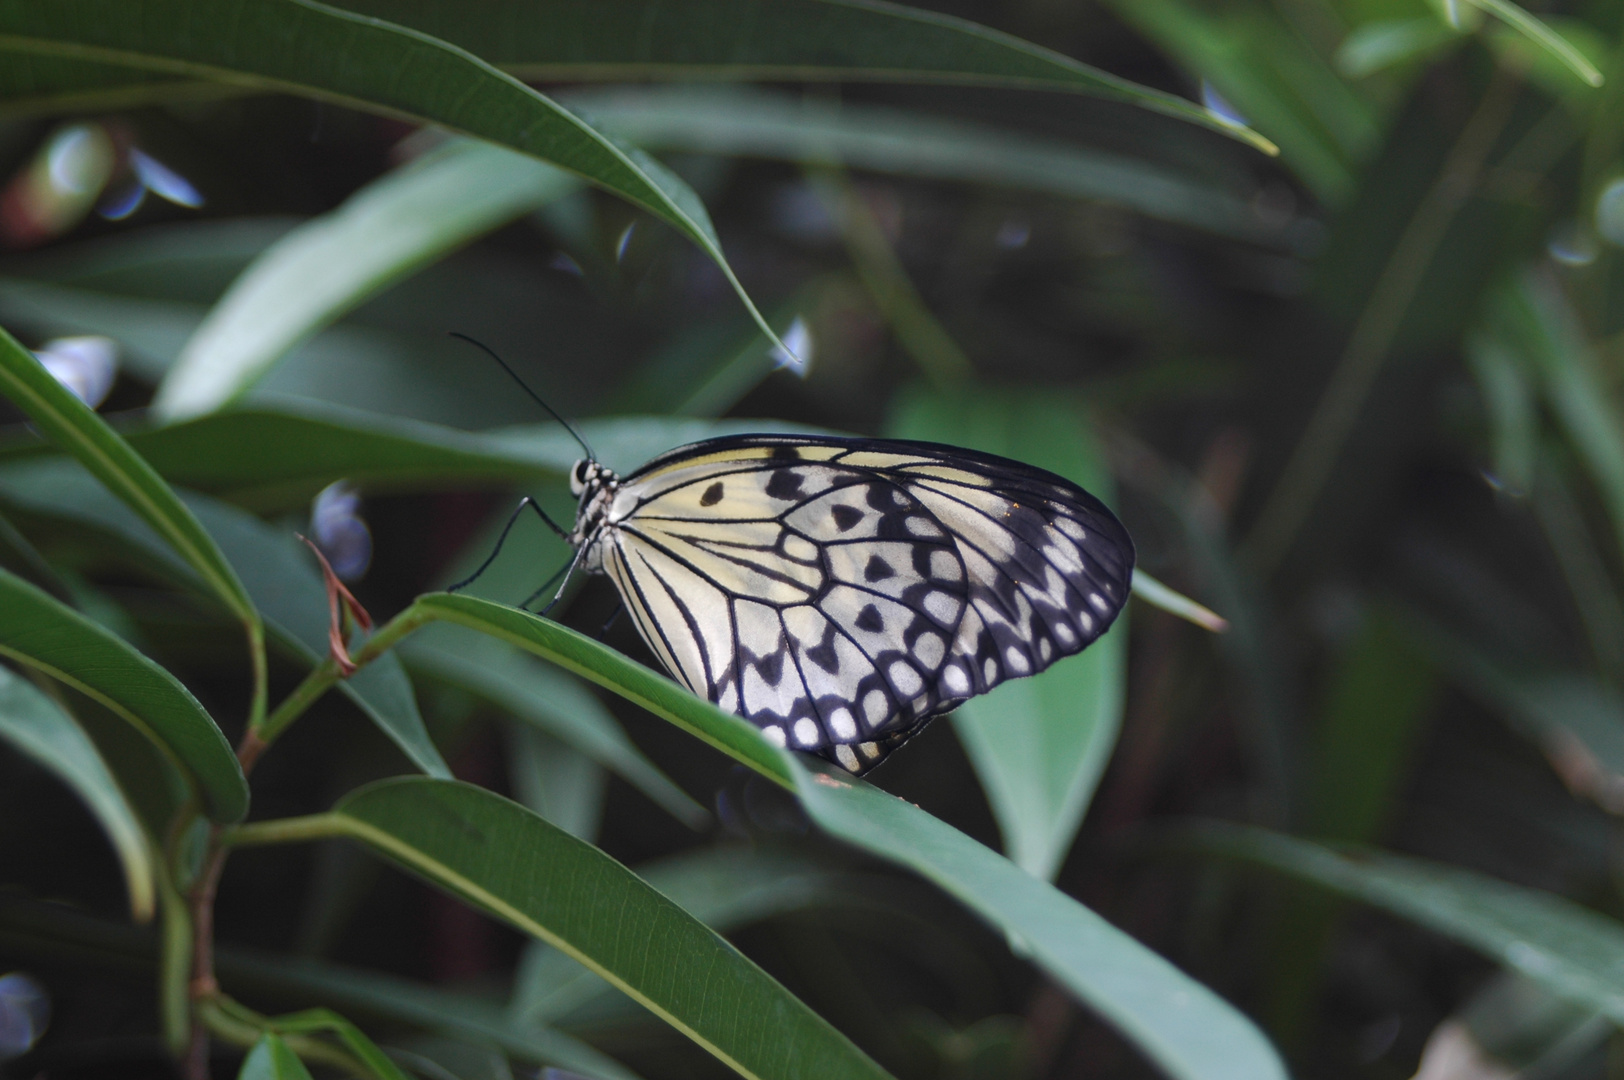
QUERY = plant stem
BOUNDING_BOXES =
[1242,66,1521,574]
[198,996,371,1076]
[254,596,435,750]
[222,813,344,848]
[177,596,443,1076]
[183,832,227,1080]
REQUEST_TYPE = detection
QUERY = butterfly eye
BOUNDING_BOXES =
[570,460,591,496]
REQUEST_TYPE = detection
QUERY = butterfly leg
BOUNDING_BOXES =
[532,544,589,617]
[598,602,625,638]
[447,496,570,593]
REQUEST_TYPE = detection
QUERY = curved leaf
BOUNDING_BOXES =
[0,565,246,822]
[402,593,1287,1080]
[240,1034,315,1080]
[0,0,1276,158]
[566,86,1278,243]
[0,323,258,629]
[0,405,836,509]
[345,0,1271,150]
[156,139,581,420]
[1182,823,1624,1022]
[401,628,706,828]
[513,846,886,1026]
[0,0,790,400]
[0,662,155,920]
[267,777,895,1080]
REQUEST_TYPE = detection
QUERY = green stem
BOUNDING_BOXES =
[198,996,371,1077]
[223,812,346,849]
[808,168,973,389]
[156,865,193,1058]
[246,620,268,731]
[1242,67,1521,573]
[252,597,437,751]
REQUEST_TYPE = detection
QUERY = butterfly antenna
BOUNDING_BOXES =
[448,332,595,460]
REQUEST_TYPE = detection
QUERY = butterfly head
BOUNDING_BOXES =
[567,458,620,556]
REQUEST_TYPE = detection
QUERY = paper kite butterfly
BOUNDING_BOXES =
[561,433,1134,775]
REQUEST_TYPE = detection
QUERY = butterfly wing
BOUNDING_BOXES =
[603,435,1133,772]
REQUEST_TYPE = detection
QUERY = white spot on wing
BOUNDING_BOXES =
[794,718,820,746]
[943,664,969,694]
[763,725,787,747]
[829,708,857,739]
[914,632,945,668]
[863,689,889,727]
[1005,646,1031,674]
[888,660,923,697]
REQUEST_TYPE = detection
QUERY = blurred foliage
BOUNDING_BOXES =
[7,0,1624,1078]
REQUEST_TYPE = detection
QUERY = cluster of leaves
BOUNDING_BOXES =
[4,0,1624,1079]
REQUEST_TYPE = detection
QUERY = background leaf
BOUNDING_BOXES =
[0,564,246,822]
[0,661,155,920]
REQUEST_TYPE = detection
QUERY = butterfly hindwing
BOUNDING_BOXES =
[596,435,1133,773]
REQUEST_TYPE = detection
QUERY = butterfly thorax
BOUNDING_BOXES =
[568,458,621,572]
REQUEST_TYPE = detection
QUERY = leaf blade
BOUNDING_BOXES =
[403,594,1287,1080]
[0,662,156,919]
[329,777,894,1080]
[0,565,247,822]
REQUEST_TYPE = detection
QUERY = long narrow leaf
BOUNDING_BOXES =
[564,86,1276,243]
[0,459,449,778]
[0,0,793,382]
[1182,823,1624,1022]
[235,778,895,1080]
[403,593,1288,1080]
[0,323,258,628]
[0,565,246,821]
[0,662,155,919]
[157,140,580,420]
[0,0,1273,152]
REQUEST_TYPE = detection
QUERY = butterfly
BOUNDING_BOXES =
[558,433,1134,774]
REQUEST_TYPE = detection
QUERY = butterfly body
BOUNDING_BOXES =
[566,434,1133,773]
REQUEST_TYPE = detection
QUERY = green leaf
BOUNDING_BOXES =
[401,594,1287,1080]
[155,139,580,421]
[0,1,1273,152]
[1098,0,1375,203]
[1333,18,1461,79]
[0,564,247,822]
[0,662,155,920]
[1467,329,1538,497]
[0,0,794,367]
[565,86,1278,243]
[1493,272,1624,564]
[1465,0,1604,87]
[0,323,259,632]
[267,1008,411,1080]
[886,385,1126,881]
[339,0,1274,151]
[0,401,839,507]
[1182,823,1624,1024]
[512,846,886,1025]
[0,459,449,778]
[0,886,631,1079]
[308,777,894,1080]
[240,1033,315,1080]
[401,627,706,828]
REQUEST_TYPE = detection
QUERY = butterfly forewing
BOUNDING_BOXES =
[594,435,1133,773]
